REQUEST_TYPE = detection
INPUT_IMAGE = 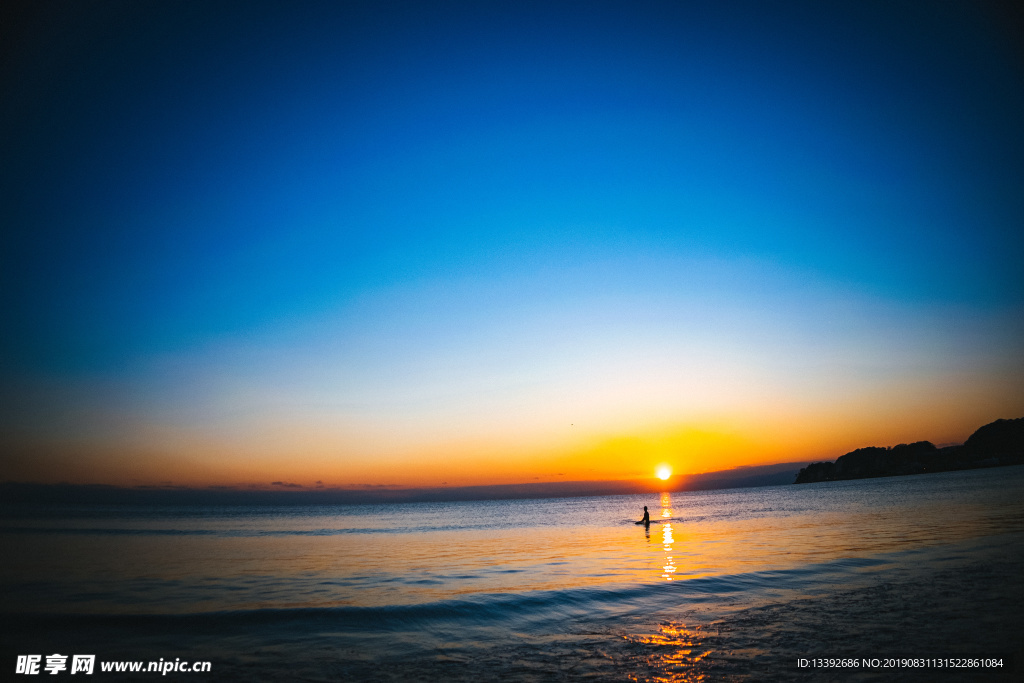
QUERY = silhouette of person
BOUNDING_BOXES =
[639,505,650,526]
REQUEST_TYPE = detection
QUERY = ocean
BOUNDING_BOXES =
[2,466,1022,681]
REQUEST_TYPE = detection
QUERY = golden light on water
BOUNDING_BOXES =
[656,465,672,480]
[626,623,712,682]
[660,493,676,581]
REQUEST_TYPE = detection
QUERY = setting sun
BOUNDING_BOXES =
[656,465,672,480]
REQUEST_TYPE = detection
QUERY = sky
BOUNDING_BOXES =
[2,0,1023,489]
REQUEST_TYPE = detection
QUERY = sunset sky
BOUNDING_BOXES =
[2,1,1022,488]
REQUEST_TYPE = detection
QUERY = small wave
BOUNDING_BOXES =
[0,524,520,537]
[0,527,218,536]
[0,552,922,636]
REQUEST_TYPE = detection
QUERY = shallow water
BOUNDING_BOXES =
[2,466,1022,680]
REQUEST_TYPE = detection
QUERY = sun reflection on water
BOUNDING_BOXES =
[625,622,712,682]
[661,493,676,580]
[662,523,676,580]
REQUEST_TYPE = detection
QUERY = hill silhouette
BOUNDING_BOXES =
[795,418,1024,484]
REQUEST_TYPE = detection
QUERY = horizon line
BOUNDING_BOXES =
[0,461,810,506]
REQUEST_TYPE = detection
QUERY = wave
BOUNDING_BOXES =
[0,552,911,635]
[0,515,693,537]
[0,525,512,536]
[0,526,220,536]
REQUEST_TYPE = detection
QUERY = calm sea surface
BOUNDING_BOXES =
[3,466,1023,681]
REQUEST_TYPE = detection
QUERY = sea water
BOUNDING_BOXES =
[2,466,1022,681]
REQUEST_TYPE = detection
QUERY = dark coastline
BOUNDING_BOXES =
[4,418,1021,506]
[795,417,1024,485]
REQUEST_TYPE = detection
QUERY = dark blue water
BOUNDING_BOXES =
[3,467,1022,681]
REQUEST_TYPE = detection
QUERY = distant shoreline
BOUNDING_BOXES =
[795,417,1024,485]
[5,418,1020,506]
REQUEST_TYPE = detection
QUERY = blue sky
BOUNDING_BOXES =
[2,1,1022,486]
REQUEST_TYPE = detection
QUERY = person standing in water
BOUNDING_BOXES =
[638,506,650,525]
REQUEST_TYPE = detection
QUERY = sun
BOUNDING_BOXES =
[656,465,672,481]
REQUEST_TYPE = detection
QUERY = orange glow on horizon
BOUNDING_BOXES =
[4,403,1022,488]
